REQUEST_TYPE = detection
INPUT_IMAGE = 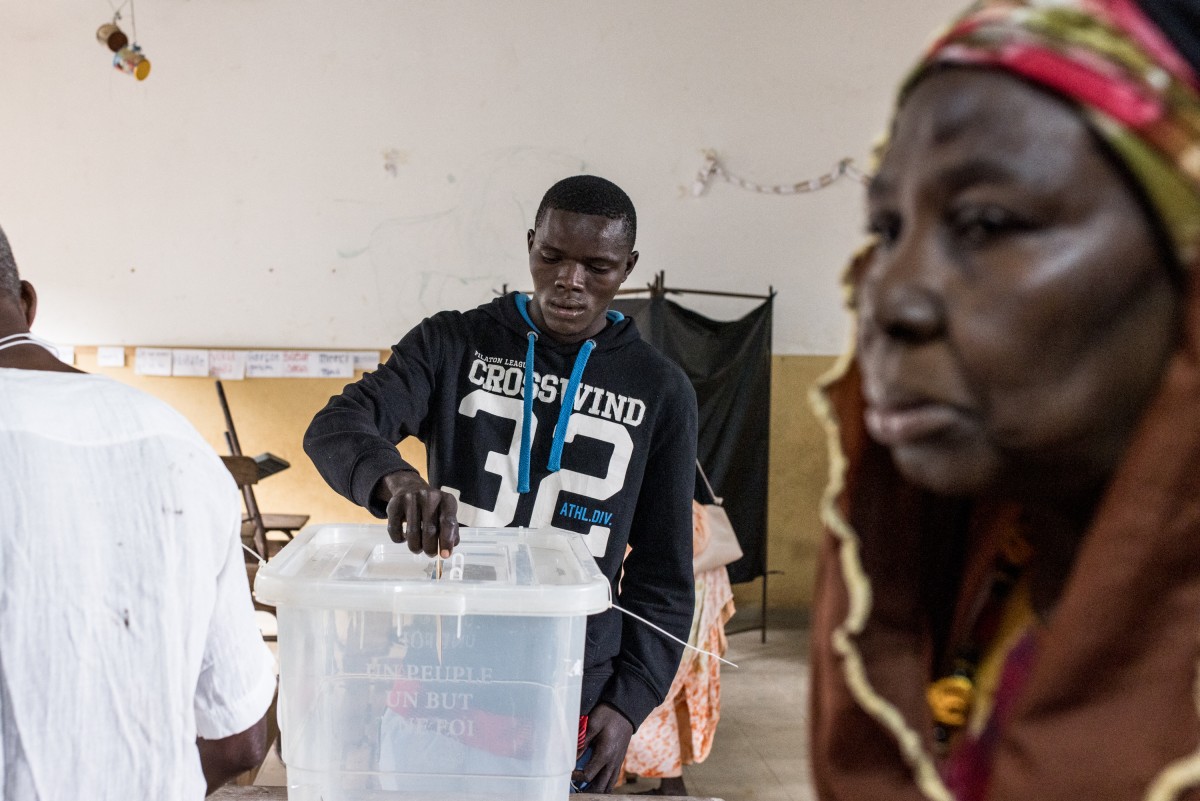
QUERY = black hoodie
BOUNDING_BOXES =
[304,291,698,728]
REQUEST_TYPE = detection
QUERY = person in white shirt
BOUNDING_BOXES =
[0,225,277,799]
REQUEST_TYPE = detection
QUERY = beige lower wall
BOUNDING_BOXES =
[730,354,837,620]
[84,348,837,616]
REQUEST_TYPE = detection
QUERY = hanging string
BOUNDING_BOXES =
[107,0,131,24]
[130,0,138,44]
[692,149,871,198]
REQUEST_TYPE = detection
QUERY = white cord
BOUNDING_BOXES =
[611,602,738,669]
[241,543,266,566]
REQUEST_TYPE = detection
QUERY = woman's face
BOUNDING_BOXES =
[857,69,1182,504]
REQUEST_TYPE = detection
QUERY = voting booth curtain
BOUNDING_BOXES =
[612,294,773,585]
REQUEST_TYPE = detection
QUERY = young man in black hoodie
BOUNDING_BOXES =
[304,175,698,794]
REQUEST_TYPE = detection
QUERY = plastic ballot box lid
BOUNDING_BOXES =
[254,524,611,617]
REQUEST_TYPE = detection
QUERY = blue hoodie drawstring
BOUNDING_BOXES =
[548,339,594,472]
[519,329,537,493]
[513,294,623,493]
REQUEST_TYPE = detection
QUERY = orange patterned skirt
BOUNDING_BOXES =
[622,503,737,778]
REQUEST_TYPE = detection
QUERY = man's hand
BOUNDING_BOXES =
[374,470,460,557]
[573,702,634,794]
[197,710,269,795]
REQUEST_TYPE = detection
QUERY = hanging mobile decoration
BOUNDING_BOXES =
[96,0,150,81]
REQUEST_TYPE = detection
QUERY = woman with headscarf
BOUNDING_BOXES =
[810,1,1200,799]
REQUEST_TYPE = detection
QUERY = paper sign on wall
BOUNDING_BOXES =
[352,350,382,371]
[126,348,359,379]
[208,350,246,380]
[246,351,284,378]
[315,351,354,378]
[277,351,354,378]
[282,351,314,377]
[172,349,210,377]
[97,346,126,367]
[134,348,172,376]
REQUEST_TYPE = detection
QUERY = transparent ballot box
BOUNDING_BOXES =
[254,525,610,801]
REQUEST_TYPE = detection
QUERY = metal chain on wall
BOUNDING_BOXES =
[691,149,871,197]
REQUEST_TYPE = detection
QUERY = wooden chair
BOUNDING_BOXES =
[219,454,281,643]
[215,381,309,561]
[219,455,269,559]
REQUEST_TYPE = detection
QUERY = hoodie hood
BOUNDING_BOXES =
[484,291,635,494]
[483,290,639,352]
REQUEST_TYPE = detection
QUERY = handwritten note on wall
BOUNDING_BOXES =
[246,351,284,378]
[278,351,356,378]
[97,346,126,367]
[209,350,246,380]
[134,348,173,376]
[171,349,210,377]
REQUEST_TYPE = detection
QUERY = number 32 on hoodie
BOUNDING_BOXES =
[443,389,632,558]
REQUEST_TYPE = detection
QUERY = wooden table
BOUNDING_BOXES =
[213,787,723,800]
[229,741,720,800]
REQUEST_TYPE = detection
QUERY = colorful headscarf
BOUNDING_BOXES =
[903,0,1200,266]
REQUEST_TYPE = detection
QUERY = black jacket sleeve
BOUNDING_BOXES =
[600,372,698,727]
[303,318,442,517]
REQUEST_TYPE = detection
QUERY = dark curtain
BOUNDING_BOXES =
[613,294,772,584]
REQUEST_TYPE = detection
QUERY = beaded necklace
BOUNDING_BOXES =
[927,527,1034,752]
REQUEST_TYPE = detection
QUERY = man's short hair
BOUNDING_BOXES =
[534,175,637,249]
[0,226,19,302]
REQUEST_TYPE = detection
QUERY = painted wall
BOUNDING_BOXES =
[3,1,970,613]
[3,0,964,355]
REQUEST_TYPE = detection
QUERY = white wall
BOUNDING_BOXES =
[1,0,965,354]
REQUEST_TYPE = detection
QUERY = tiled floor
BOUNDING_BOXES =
[613,627,813,801]
[256,626,815,801]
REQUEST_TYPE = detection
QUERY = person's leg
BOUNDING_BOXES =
[571,715,591,793]
[634,774,686,795]
[657,775,687,794]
